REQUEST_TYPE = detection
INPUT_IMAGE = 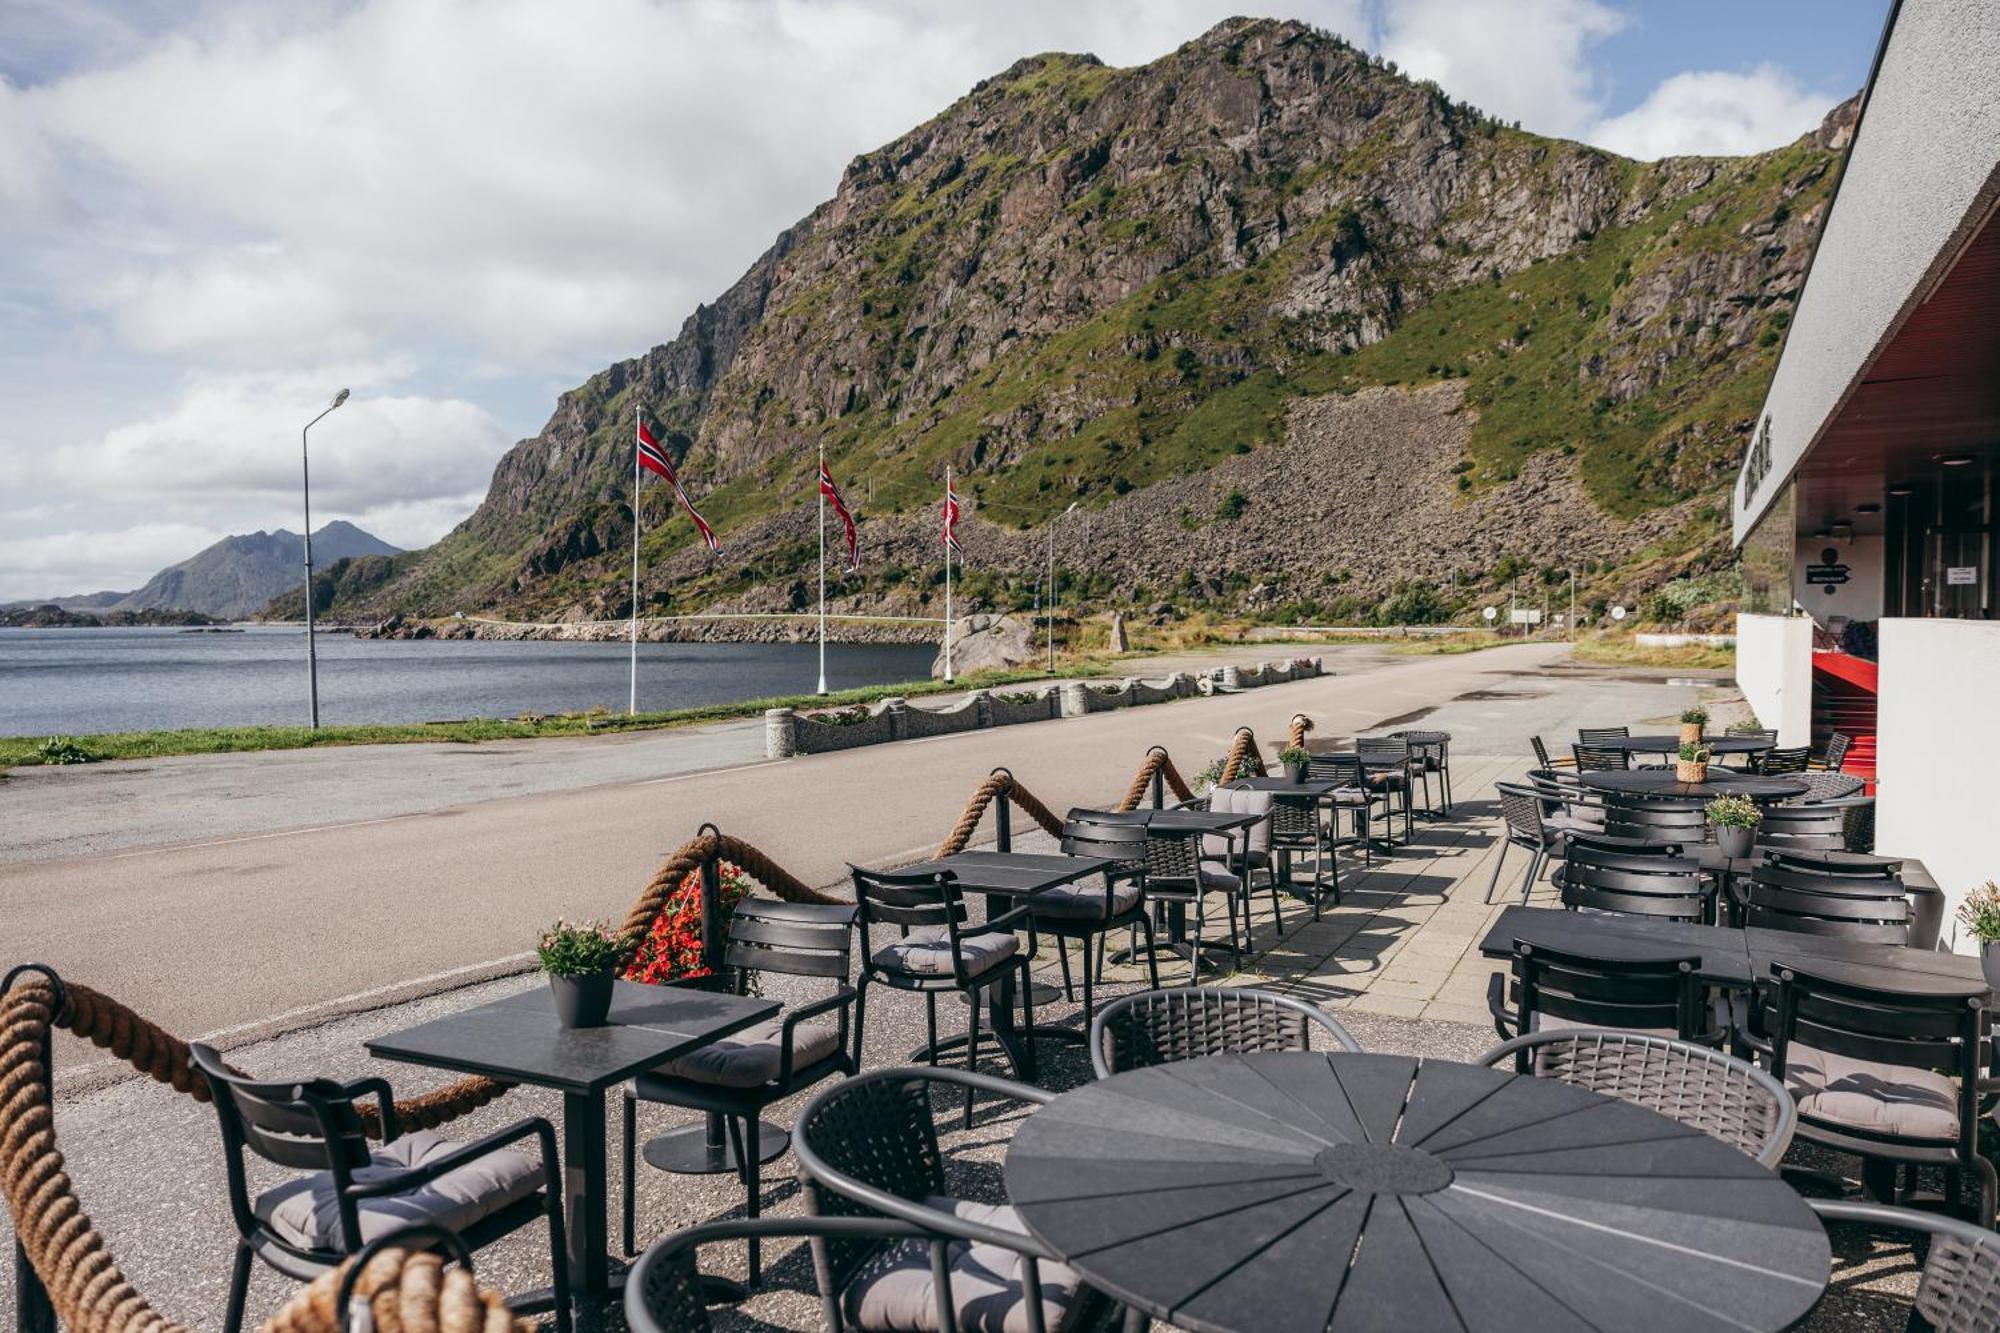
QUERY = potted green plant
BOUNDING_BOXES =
[1705,794,1762,859]
[538,919,623,1028]
[1678,707,1710,748]
[1277,745,1312,784]
[1676,741,1712,785]
[1955,881,2000,991]
[1192,756,1226,796]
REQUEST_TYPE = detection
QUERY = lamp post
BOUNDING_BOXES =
[300,389,348,729]
[1048,501,1079,673]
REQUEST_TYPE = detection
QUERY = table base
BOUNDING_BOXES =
[642,1118,789,1175]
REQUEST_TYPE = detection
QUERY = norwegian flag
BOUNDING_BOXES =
[819,462,859,571]
[941,476,964,557]
[637,419,718,551]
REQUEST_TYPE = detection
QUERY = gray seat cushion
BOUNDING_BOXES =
[1029,880,1142,922]
[873,927,1018,979]
[842,1196,1090,1333]
[1201,788,1273,860]
[1197,864,1243,892]
[1784,1042,1962,1142]
[254,1130,542,1252]
[648,1015,841,1088]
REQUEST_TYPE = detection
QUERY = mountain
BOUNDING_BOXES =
[12,522,401,621]
[312,18,1849,627]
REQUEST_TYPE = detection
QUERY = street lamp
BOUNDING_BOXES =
[300,388,348,729]
[1048,501,1079,673]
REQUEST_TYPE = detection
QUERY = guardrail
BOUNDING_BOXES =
[765,658,1323,758]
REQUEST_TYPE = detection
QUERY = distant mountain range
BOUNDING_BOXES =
[9,521,401,621]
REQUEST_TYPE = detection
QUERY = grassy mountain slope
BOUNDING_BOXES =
[308,18,1846,627]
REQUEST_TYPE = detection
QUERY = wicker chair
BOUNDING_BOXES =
[1816,732,1853,773]
[1042,816,1160,1024]
[1770,963,1997,1225]
[1807,1199,2000,1333]
[1794,771,1866,802]
[793,1067,1114,1333]
[1309,751,1379,865]
[1572,742,1631,772]
[626,1215,926,1333]
[1485,782,1568,905]
[1088,985,1359,1078]
[1355,736,1417,845]
[1477,1030,1795,1167]
[1140,825,1239,982]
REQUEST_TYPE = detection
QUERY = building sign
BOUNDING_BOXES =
[1803,546,1850,596]
[1741,414,1774,507]
[1947,565,1979,586]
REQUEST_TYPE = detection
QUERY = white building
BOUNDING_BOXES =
[1733,0,2000,947]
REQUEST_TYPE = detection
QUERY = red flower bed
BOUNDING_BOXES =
[624,860,752,985]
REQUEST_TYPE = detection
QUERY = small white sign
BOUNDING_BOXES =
[1510,609,1542,626]
[1611,605,1628,621]
[1947,565,1979,586]
[1482,606,1498,622]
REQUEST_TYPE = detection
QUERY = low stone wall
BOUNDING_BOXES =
[766,658,1322,758]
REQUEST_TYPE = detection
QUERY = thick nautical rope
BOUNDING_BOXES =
[1114,749,1196,813]
[1218,727,1268,784]
[616,829,844,958]
[1289,713,1314,750]
[0,980,526,1333]
[935,771,1067,858]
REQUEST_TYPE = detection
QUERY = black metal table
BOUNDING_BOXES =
[888,849,1114,1076]
[1579,769,1808,801]
[366,979,777,1327]
[1480,905,1994,996]
[1005,1051,1830,1333]
[1594,734,1773,756]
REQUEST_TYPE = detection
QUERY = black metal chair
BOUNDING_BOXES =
[851,864,1037,1128]
[1389,728,1452,815]
[619,897,861,1277]
[1601,794,1708,846]
[1265,786,1340,914]
[1769,962,1997,1225]
[1041,816,1160,1023]
[1485,782,1568,905]
[1816,732,1853,773]
[1308,751,1378,865]
[1485,939,1710,1043]
[1559,841,1708,921]
[1477,1029,1795,1167]
[793,1067,1114,1333]
[188,1044,570,1333]
[1741,861,1911,944]
[1088,985,1359,1077]
[1725,724,1779,769]
[1754,803,1848,851]
[1807,1199,2000,1333]
[1529,735,1574,770]
[1139,824,1239,982]
[1578,726,1631,744]
[1355,736,1416,845]
[1758,745,1813,775]
[1572,742,1631,772]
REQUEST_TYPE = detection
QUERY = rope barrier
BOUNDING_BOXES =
[1218,727,1268,784]
[1113,748,1195,813]
[615,829,843,957]
[1289,713,1314,751]
[935,770,1066,858]
[266,1248,530,1333]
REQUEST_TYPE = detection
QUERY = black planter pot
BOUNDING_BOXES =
[548,968,616,1028]
[1284,762,1309,784]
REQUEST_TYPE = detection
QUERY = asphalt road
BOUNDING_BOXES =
[1,642,1718,1053]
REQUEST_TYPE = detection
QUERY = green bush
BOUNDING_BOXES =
[1372,582,1454,626]
[1215,488,1248,520]
[536,920,622,977]
[34,736,98,765]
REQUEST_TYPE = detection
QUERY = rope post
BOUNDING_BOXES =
[3,966,60,1333]
[995,785,1013,852]
[696,824,726,977]
[1150,764,1165,810]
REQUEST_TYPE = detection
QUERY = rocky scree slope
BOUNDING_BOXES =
[307,17,1848,628]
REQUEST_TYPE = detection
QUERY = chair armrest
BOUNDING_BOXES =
[983,904,1040,959]
[1486,972,1518,1042]
[779,986,859,1085]
[337,1075,400,1142]
[345,1115,559,1201]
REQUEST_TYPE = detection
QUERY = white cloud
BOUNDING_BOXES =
[0,519,228,599]
[1592,64,1835,159]
[1377,0,1627,137]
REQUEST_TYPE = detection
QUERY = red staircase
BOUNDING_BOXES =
[1811,651,1878,790]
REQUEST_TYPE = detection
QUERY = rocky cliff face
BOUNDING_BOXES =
[324,18,1847,626]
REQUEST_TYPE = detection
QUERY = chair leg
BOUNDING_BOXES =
[222,1241,253,1333]
[924,993,939,1066]
[1188,899,1205,984]
[621,1090,637,1257]
[1081,941,1096,1026]
[1483,840,1511,904]
[1518,850,1544,907]
[964,992,982,1128]
[741,1116,763,1285]
[544,1182,574,1333]
[1057,943,1075,1002]
[1139,913,1161,990]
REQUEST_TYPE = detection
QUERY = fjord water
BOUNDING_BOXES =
[0,627,938,736]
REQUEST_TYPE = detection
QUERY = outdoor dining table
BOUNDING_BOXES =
[1578,768,1809,802]
[1004,1050,1830,1332]
[1480,904,1994,998]
[885,849,1114,1077]
[1592,734,1773,757]
[366,978,777,1327]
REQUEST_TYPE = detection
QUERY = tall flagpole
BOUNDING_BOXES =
[816,439,828,694]
[630,403,641,716]
[943,465,954,683]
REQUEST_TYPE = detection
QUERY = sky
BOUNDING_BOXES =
[0,0,1890,601]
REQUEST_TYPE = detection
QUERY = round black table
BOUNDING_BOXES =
[1005,1052,1828,1333]
[1579,768,1809,801]
[1593,734,1772,756]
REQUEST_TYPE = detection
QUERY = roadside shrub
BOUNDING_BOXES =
[34,736,97,765]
